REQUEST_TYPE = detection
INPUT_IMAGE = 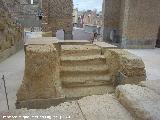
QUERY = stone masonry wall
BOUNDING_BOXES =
[0,0,23,62]
[42,0,73,39]
[102,0,121,43]
[121,0,160,48]
[104,49,146,85]
[103,0,160,48]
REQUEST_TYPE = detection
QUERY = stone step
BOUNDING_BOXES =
[116,84,160,120]
[61,44,102,56]
[63,85,115,99]
[61,74,111,87]
[61,55,106,66]
[60,65,109,73]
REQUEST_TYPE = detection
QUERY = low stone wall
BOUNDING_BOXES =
[0,40,23,63]
[104,49,146,85]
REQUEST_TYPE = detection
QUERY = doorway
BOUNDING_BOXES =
[156,27,160,48]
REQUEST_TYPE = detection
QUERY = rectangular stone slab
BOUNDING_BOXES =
[78,94,133,120]
[116,84,160,120]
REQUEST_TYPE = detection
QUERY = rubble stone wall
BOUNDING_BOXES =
[0,0,23,62]
[104,49,146,85]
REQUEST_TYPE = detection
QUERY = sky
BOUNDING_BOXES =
[73,0,103,11]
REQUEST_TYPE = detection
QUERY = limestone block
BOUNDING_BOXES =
[104,49,120,83]
[64,86,115,99]
[116,84,160,120]
[16,44,63,108]
[139,80,160,95]
[78,94,134,120]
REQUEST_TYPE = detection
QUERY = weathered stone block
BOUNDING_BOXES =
[116,84,160,120]
[78,94,133,120]
[104,49,146,85]
[16,44,64,109]
[139,80,160,95]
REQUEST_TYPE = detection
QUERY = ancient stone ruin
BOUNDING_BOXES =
[16,38,146,109]
[42,0,73,39]
[1,0,160,119]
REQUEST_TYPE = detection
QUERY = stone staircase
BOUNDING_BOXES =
[60,44,114,98]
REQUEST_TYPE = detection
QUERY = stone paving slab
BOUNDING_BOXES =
[116,84,160,120]
[78,94,134,120]
[11,101,85,120]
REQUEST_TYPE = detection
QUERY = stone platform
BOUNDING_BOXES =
[16,39,146,109]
